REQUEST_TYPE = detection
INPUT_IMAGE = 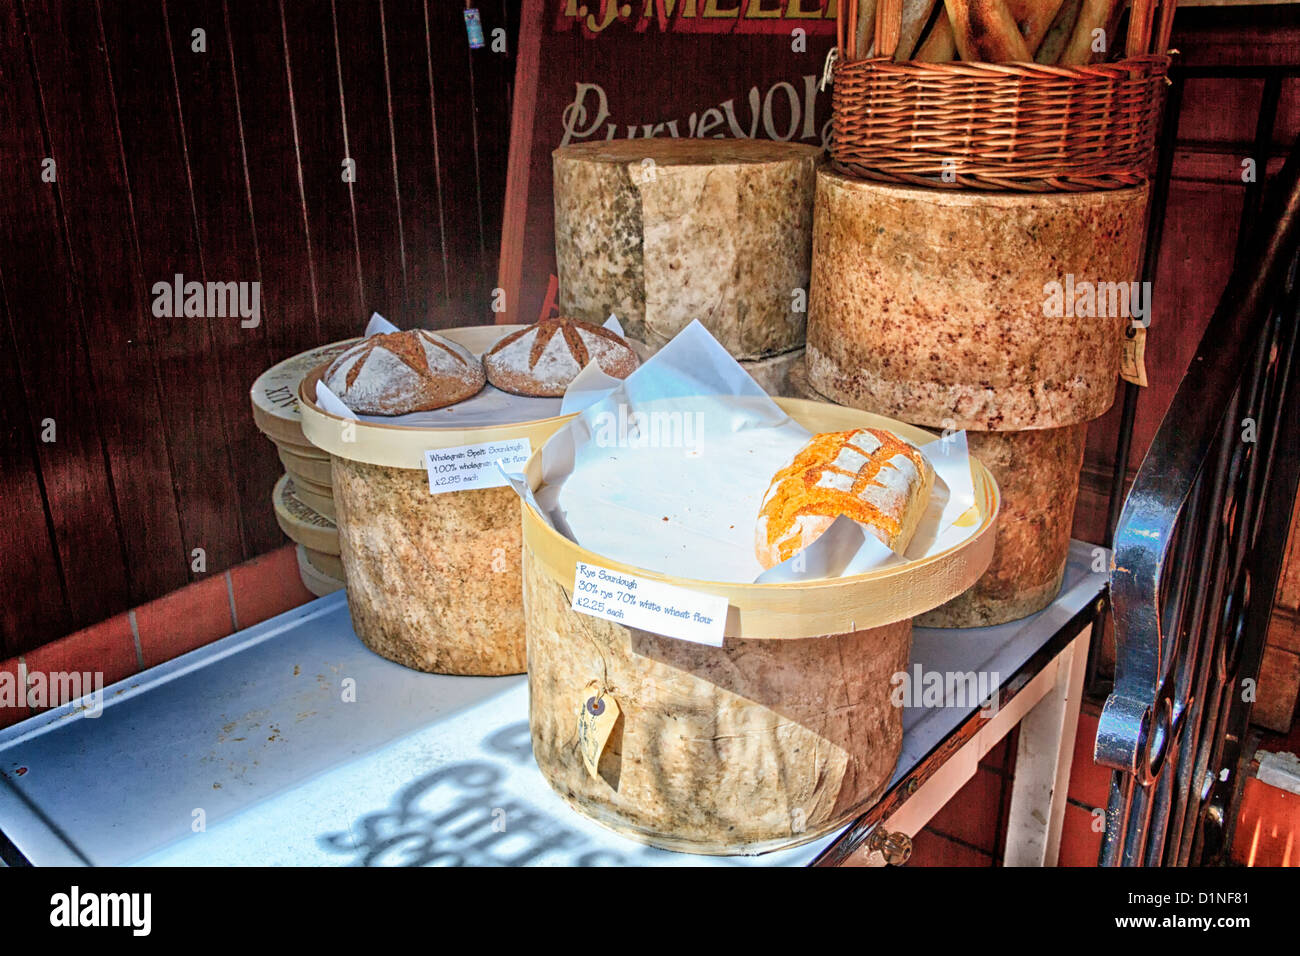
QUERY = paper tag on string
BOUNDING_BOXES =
[1120,326,1149,387]
[578,685,620,780]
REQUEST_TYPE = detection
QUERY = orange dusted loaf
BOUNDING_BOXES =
[756,429,934,569]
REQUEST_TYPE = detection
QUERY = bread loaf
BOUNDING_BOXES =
[322,329,485,415]
[915,11,957,61]
[483,317,639,397]
[896,0,938,60]
[1005,0,1066,55]
[1035,0,1081,63]
[945,0,1032,61]
[1059,0,1118,64]
[853,0,878,57]
[755,429,934,569]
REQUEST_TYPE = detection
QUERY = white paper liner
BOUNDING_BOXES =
[314,313,628,427]
[507,321,979,585]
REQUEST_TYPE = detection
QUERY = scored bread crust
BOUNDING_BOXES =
[322,329,485,415]
[755,428,935,569]
[483,317,639,397]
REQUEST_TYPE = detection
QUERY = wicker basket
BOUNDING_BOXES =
[830,0,1173,192]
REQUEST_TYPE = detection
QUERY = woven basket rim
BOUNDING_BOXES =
[829,50,1170,192]
[821,164,1153,199]
[835,53,1172,79]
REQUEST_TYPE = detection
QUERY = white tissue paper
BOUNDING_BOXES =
[313,313,629,427]
[511,320,979,585]
[363,311,400,336]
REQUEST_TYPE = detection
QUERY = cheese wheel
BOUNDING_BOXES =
[296,545,345,597]
[741,347,805,398]
[755,429,934,569]
[917,424,1086,626]
[554,139,819,359]
[807,169,1148,429]
[299,545,345,584]
[289,476,335,520]
[277,443,332,486]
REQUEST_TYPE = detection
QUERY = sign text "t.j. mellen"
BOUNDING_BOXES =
[556,0,841,36]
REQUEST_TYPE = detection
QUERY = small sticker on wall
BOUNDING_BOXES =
[464,8,485,49]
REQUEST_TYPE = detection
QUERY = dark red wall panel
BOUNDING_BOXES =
[0,0,516,651]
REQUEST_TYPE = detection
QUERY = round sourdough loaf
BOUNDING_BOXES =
[322,329,485,415]
[482,317,638,397]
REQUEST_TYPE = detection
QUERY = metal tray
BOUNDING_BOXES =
[0,542,1106,866]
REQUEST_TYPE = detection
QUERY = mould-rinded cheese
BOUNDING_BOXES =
[553,139,820,360]
[806,170,1149,431]
[916,425,1089,627]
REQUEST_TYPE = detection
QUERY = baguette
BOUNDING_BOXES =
[854,0,878,58]
[896,0,939,60]
[1059,0,1118,64]
[914,11,957,61]
[944,0,1032,62]
[1004,0,1066,56]
[755,429,935,569]
[1035,0,1081,63]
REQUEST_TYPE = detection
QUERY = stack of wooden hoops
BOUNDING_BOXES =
[250,341,359,596]
[797,0,1176,625]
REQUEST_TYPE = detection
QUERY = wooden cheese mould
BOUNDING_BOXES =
[519,397,1000,854]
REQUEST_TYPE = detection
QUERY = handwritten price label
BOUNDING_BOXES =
[571,562,727,646]
[424,438,531,494]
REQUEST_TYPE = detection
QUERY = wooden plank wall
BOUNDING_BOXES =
[0,0,518,655]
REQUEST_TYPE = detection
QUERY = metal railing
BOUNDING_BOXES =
[1097,145,1300,865]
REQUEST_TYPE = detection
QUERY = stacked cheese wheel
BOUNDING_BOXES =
[552,139,819,397]
[251,341,358,597]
